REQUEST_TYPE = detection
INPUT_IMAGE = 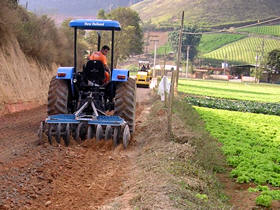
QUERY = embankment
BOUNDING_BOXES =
[0,35,56,115]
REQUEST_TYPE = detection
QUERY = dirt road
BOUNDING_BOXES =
[0,87,151,209]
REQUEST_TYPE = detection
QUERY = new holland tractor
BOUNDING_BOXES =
[38,19,136,148]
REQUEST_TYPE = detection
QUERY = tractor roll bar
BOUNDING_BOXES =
[97,32,101,51]
[71,19,121,73]
[111,29,114,71]
[73,28,115,72]
[74,27,77,72]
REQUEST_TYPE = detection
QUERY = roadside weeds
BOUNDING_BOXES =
[102,96,230,209]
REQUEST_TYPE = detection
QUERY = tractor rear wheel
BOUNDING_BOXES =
[47,76,70,115]
[114,78,136,133]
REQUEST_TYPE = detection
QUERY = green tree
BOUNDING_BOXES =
[168,25,201,61]
[91,7,143,67]
[7,0,18,7]
[97,9,106,19]
[266,49,280,83]
[267,49,280,72]
[60,19,88,67]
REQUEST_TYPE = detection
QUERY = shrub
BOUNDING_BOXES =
[0,2,75,67]
[0,0,19,43]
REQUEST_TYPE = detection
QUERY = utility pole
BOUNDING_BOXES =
[167,71,175,138]
[255,47,261,83]
[175,11,184,90]
[167,10,184,137]
[223,53,227,75]
[257,39,265,83]
[185,45,190,78]
[145,32,150,54]
[150,39,159,78]
[162,47,167,77]
[253,36,266,83]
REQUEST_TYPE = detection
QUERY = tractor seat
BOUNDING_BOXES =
[83,60,105,85]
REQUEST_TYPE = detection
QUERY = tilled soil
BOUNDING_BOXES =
[0,87,151,209]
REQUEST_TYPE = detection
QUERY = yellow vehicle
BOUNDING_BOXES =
[136,61,152,88]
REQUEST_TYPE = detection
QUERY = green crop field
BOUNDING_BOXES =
[156,43,173,56]
[178,79,280,103]
[238,25,280,37]
[195,107,280,186]
[198,33,246,54]
[202,37,280,64]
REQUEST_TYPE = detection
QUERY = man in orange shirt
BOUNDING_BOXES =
[89,45,110,83]
[89,45,114,114]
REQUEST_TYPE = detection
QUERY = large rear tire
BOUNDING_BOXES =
[114,78,136,133]
[47,76,70,115]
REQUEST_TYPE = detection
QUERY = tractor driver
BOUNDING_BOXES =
[141,64,146,71]
[89,45,111,83]
[89,45,115,114]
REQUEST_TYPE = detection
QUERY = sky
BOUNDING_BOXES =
[18,0,136,16]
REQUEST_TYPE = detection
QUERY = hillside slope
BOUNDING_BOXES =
[0,34,56,115]
[131,0,280,26]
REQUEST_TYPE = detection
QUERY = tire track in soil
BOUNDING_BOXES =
[0,87,151,209]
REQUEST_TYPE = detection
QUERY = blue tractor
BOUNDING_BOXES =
[38,19,136,148]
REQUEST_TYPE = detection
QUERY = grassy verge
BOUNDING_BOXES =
[130,98,230,209]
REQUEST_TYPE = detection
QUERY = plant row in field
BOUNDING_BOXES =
[203,37,280,64]
[184,95,280,116]
[198,33,246,54]
[195,107,280,188]
[178,79,280,103]
[248,186,280,207]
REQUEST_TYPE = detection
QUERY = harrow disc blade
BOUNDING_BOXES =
[113,127,120,147]
[48,124,54,145]
[104,125,112,141]
[96,124,104,141]
[56,123,61,144]
[122,125,130,149]
[87,125,94,139]
[63,123,71,146]
[75,123,82,142]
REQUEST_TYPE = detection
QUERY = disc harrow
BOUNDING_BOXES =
[38,114,131,148]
